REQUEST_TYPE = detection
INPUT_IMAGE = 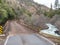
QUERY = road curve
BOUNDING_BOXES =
[9,21,34,35]
[4,21,55,45]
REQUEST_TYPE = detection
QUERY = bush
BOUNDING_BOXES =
[0,8,8,25]
[44,10,55,18]
[0,0,16,25]
[55,8,60,15]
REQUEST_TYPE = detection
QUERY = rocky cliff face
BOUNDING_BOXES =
[6,0,49,15]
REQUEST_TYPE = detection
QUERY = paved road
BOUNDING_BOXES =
[4,21,55,45]
[9,21,34,35]
[4,34,54,45]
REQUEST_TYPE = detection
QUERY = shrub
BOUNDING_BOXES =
[44,10,55,18]
[0,0,16,25]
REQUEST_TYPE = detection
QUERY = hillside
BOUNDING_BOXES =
[6,0,49,15]
[5,0,50,29]
[0,0,60,45]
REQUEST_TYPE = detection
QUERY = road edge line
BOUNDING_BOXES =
[4,35,13,45]
[36,34,56,45]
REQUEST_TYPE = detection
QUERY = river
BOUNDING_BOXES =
[40,23,60,37]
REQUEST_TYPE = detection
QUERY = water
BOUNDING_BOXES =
[40,23,60,37]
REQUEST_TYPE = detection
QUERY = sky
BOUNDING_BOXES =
[33,0,55,8]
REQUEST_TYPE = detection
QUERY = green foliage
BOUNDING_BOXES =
[0,0,4,3]
[0,0,16,25]
[20,7,32,17]
[7,7,16,20]
[25,11,32,17]
[44,8,60,18]
[44,0,60,18]
[55,8,60,15]
[0,0,32,25]
[44,10,55,18]
[19,7,26,15]
[0,9,8,25]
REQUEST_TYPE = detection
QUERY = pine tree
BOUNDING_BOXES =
[54,0,59,9]
[50,3,53,10]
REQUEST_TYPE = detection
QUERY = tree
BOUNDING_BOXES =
[0,8,8,25]
[0,0,16,25]
[54,0,59,9]
[50,3,53,10]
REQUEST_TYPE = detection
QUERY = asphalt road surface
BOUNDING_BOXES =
[4,21,55,45]
[5,34,55,45]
